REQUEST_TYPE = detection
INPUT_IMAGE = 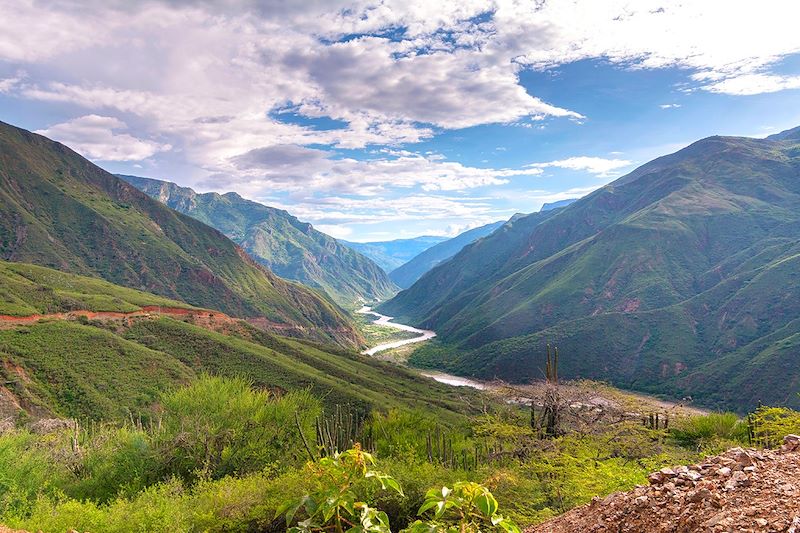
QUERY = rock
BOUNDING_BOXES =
[717,466,732,477]
[781,434,800,452]
[28,418,75,434]
[687,488,712,503]
[659,467,676,478]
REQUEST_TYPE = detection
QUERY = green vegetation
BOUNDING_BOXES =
[0,314,480,422]
[122,175,397,308]
[0,260,196,316]
[4,375,781,533]
[382,132,800,411]
[0,121,358,347]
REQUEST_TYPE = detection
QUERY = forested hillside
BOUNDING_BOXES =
[382,129,800,411]
[123,175,397,307]
[0,121,359,347]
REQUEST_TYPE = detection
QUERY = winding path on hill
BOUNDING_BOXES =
[0,306,234,328]
[356,306,436,356]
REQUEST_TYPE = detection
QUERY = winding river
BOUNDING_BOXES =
[357,306,487,390]
[357,306,437,356]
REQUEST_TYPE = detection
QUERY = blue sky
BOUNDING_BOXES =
[1,1,800,241]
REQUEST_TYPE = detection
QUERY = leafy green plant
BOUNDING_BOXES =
[278,445,403,533]
[403,482,520,533]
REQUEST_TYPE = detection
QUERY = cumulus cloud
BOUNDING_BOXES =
[265,194,497,226]
[700,73,800,96]
[35,115,171,161]
[530,156,633,178]
[1,0,799,232]
[0,71,24,93]
[221,147,541,195]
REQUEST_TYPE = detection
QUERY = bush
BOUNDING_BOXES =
[750,406,800,448]
[153,375,321,482]
[670,412,748,449]
[0,431,69,517]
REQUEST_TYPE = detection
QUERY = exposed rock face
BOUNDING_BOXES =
[528,436,800,533]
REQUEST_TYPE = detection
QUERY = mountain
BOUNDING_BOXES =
[540,198,576,211]
[121,175,397,308]
[0,260,471,421]
[0,120,358,347]
[342,236,448,272]
[381,130,800,411]
[389,221,505,288]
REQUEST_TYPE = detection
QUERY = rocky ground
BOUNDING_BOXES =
[528,435,800,533]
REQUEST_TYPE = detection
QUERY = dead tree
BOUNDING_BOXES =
[531,343,562,438]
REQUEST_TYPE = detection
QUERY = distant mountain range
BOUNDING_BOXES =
[389,221,506,289]
[342,236,447,272]
[0,121,359,347]
[122,175,397,308]
[381,127,800,411]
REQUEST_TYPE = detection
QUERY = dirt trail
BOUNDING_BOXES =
[0,305,234,328]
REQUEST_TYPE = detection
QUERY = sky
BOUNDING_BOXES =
[1,1,800,242]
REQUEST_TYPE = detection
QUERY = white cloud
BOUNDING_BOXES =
[529,156,633,178]
[215,147,542,195]
[35,115,171,161]
[0,71,24,93]
[1,0,799,232]
[315,224,353,239]
[659,103,681,109]
[700,73,800,96]
[263,194,497,226]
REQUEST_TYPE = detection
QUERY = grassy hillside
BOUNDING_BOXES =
[389,220,505,289]
[0,262,472,422]
[0,121,359,347]
[0,261,198,316]
[383,131,800,412]
[122,175,397,308]
[342,236,447,272]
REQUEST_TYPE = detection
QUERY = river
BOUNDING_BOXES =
[356,306,489,390]
[357,306,437,356]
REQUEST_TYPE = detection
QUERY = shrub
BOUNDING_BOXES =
[670,412,748,449]
[278,445,403,532]
[749,406,800,448]
[0,431,69,517]
[154,375,321,482]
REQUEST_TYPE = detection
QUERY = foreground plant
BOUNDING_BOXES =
[402,482,521,533]
[278,444,403,532]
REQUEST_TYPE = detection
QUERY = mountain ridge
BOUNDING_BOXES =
[121,175,397,308]
[381,129,800,411]
[0,120,359,347]
[388,220,506,288]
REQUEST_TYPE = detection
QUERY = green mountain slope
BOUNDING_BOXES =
[121,175,397,308]
[381,129,800,411]
[0,121,358,347]
[0,261,473,421]
[389,221,505,288]
[342,236,447,272]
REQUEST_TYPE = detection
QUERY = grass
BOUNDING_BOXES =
[0,261,197,316]
[0,373,773,533]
